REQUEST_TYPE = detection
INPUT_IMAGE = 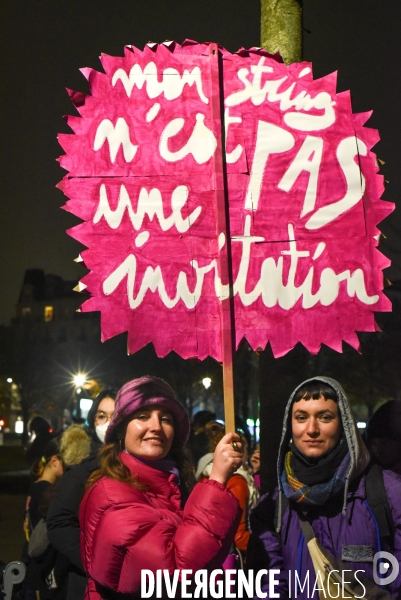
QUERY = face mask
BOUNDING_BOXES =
[95,422,110,444]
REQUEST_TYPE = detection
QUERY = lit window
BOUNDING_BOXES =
[44,306,54,322]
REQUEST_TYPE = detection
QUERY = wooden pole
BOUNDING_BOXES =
[260,0,302,65]
[259,0,303,492]
[208,44,236,434]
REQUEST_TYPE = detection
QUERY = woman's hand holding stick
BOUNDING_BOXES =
[209,432,243,485]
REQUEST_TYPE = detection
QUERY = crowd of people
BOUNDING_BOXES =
[21,375,401,599]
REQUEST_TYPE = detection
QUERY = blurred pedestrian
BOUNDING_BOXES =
[24,439,65,600]
[80,376,242,599]
[46,390,117,600]
[25,416,54,467]
[250,443,261,489]
[366,400,401,475]
[186,409,216,466]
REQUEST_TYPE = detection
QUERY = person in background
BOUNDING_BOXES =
[196,422,259,561]
[366,399,401,475]
[248,377,401,599]
[80,376,243,600]
[24,439,65,600]
[250,443,261,489]
[46,389,117,600]
[186,409,217,467]
[25,416,55,467]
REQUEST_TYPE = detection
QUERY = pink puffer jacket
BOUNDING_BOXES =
[79,452,241,599]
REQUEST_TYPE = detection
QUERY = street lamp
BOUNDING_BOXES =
[73,374,86,388]
[72,373,88,421]
[200,377,213,412]
[15,417,23,434]
[202,377,212,390]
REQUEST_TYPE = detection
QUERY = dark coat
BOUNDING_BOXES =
[46,392,108,600]
[46,453,99,600]
[26,480,69,600]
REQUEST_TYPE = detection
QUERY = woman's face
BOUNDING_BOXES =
[94,396,115,427]
[124,406,174,460]
[291,395,342,458]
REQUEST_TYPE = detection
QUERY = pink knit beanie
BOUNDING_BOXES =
[105,376,190,446]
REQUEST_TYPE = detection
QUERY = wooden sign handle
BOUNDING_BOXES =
[208,44,236,434]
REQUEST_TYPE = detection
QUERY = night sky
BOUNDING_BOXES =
[1,0,400,326]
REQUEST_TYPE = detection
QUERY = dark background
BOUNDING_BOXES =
[1,0,400,326]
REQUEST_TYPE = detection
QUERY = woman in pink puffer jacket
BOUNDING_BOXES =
[79,376,243,599]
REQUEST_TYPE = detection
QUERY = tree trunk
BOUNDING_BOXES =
[258,1,303,494]
[260,0,302,65]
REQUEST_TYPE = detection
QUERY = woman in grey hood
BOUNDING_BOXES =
[248,377,401,600]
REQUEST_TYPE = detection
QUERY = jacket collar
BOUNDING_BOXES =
[120,451,181,499]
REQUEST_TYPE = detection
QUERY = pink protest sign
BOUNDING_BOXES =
[59,41,393,360]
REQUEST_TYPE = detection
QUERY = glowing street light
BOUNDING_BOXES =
[202,377,212,390]
[73,374,87,388]
[6,378,12,383]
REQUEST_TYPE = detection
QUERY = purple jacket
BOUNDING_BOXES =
[249,469,401,599]
[248,377,401,600]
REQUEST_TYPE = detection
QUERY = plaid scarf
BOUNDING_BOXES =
[281,450,350,507]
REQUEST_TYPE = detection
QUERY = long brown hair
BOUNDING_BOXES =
[86,422,195,503]
[86,442,145,491]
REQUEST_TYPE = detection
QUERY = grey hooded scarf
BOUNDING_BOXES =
[275,376,370,532]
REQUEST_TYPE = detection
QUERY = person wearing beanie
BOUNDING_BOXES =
[366,400,401,475]
[46,389,116,600]
[79,376,243,600]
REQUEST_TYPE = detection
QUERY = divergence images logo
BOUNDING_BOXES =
[373,551,399,586]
